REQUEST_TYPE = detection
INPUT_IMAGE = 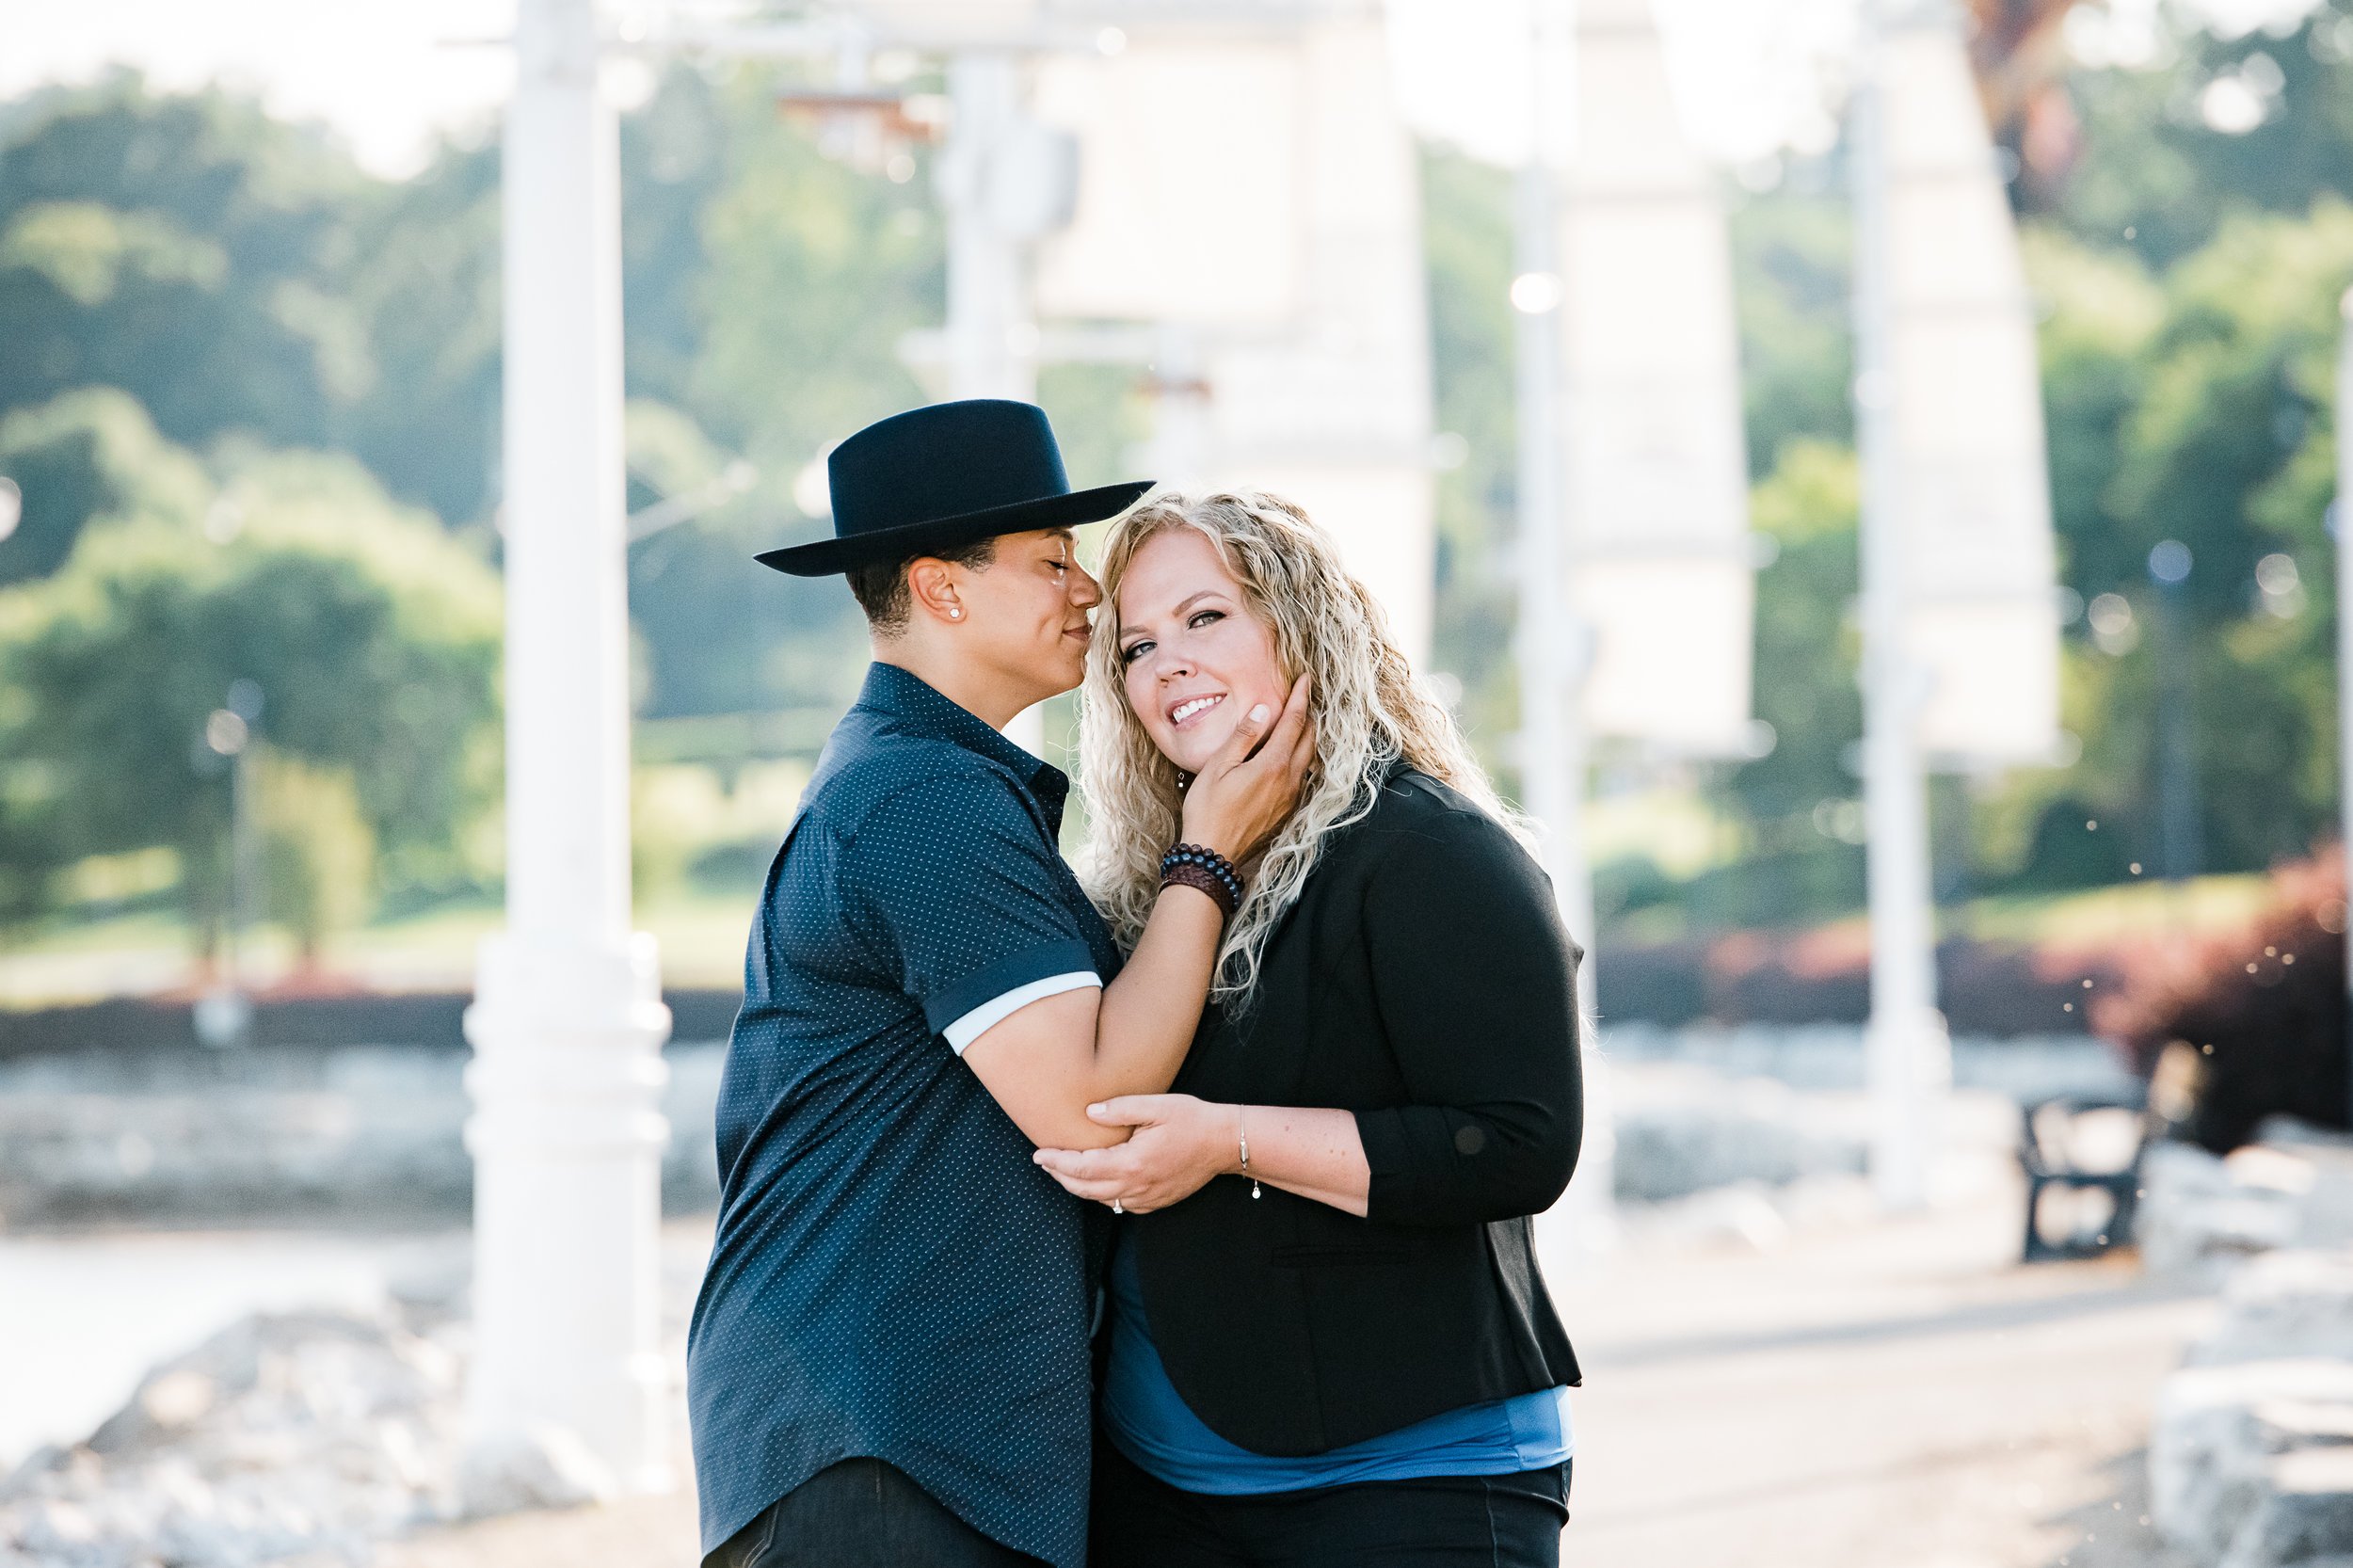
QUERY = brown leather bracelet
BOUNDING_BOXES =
[1161,861,1240,919]
[1163,842,1245,906]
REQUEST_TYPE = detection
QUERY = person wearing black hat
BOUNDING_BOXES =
[686,400,1313,1568]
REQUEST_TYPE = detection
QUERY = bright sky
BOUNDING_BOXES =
[1,0,523,175]
[0,0,2320,180]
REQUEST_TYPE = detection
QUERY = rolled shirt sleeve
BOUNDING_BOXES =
[1352,812,1586,1228]
[940,971,1101,1055]
[841,769,1104,1049]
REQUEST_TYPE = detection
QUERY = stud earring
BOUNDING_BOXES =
[950,607,962,619]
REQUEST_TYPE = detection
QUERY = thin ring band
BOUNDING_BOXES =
[1112,1198,1124,1214]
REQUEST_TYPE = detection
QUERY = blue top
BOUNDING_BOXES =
[686,664,1124,1568]
[1101,1238,1575,1495]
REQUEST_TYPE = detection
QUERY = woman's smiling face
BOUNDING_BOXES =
[1114,527,1288,776]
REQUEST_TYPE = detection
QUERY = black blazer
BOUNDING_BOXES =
[1126,767,1584,1457]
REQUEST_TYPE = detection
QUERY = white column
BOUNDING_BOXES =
[1515,0,1613,1258]
[940,52,1051,752]
[465,0,674,1492]
[1849,0,1949,1212]
[2336,285,2353,1131]
[1145,323,1210,492]
[943,55,1038,408]
[1513,172,1599,974]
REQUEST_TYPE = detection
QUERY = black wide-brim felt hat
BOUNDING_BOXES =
[756,399,1152,577]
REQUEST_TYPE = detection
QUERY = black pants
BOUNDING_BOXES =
[1091,1440,1571,1568]
[710,1458,1044,1568]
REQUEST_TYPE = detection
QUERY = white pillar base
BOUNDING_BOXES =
[463,931,674,1493]
[1866,1002,1951,1212]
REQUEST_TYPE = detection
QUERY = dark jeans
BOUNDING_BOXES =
[709,1458,1044,1568]
[1091,1440,1572,1568]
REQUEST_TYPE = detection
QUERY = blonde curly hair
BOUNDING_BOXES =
[1080,490,1519,1003]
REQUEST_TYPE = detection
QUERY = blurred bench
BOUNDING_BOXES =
[2019,1089,2151,1263]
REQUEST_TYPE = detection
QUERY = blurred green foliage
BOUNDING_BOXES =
[253,746,377,962]
[1728,181,1855,478]
[1421,148,1519,760]
[2057,1,2353,267]
[0,81,365,455]
[0,388,210,584]
[0,449,501,945]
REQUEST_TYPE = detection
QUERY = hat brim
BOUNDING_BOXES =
[755,479,1155,578]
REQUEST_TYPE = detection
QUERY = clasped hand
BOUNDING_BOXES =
[1032,1095,1235,1214]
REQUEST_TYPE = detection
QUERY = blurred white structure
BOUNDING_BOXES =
[465,0,674,1493]
[938,47,1069,751]
[1878,23,2061,763]
[1510,0,1606,1263]
[1033,39,1302,330]
[1514,0,1756,1262]
[1034,13,1438,662]
[1558,0,1755,757]
[937,54,1061,407]
[856,3,1083,749]
[1849,0,2060,1208]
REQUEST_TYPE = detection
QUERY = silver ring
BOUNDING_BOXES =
[1112,1198,1124,1214]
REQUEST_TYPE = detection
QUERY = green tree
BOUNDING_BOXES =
[1689,441,1867,928]
[0,75,367,451]
[2105,203,2353,872]
[1725,441,1862,825]
[253,747,376,963]
[2111,203,2353,610]
[1728,178,1854,478]
[1963,230,2167,891]
[0,451,502,945]
[0,386,210,584]
[1419,148,1519,768]
[1980,202,2353,888]
[338,137,503,528]
[2057,1,2353,266]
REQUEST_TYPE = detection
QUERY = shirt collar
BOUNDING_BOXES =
[856,661,1072,831]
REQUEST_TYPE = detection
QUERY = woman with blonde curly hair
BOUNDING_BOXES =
[1033,491,1587,1566]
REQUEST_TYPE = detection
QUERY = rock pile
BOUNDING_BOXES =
[2146,1125,2353,1568]
[1597,1065,2024,1252]
[1,1304,462,1567]
[1609,1063,1871,1203]
[0,1297,610,1568]
[0,1042,727,1227]
[2140,1131,2353,1281]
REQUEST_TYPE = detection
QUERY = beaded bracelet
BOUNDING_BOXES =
[1165,841,1245,906]
[1161,841,1245,917]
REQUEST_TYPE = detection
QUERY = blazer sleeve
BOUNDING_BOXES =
[1351,810,1585,1228]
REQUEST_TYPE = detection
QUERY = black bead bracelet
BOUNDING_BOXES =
[1161,841,1245,917]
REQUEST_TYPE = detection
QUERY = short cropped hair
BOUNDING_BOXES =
[846,536,998,636]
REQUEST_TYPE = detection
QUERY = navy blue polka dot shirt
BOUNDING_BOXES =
[687,662,1123,1568]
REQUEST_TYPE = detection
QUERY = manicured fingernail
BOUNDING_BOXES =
[1087,1103,1107,1116]
[1249,705,1270,723]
